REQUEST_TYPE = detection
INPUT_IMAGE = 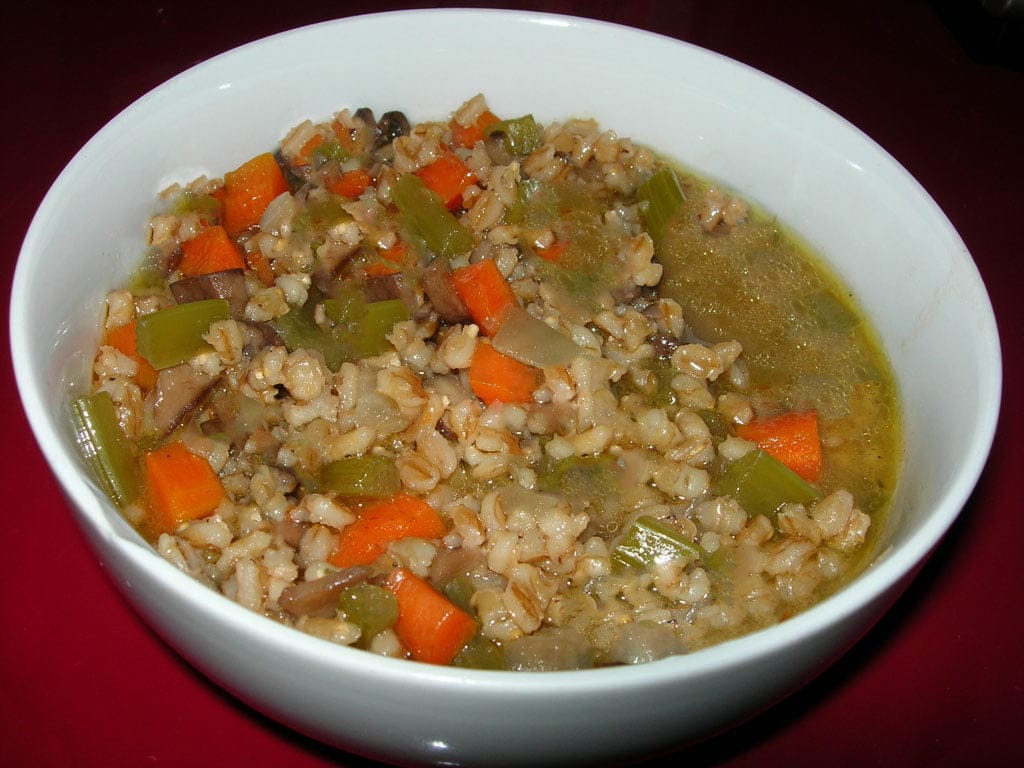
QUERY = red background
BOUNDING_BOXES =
[3,2,1021,765]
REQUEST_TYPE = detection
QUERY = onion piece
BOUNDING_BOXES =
[492,307,581,368]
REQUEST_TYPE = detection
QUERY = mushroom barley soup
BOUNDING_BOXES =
[73,95,901,670]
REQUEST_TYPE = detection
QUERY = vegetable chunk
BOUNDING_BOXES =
[468,342,538,405]
[383,568,477,665]
[144,441,226,533]
[222,152,289,235]
[330,493,446,569]
[736,411,822,481]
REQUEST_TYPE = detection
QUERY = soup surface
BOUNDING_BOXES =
[73,95,901,669]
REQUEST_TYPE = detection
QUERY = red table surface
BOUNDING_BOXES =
[2,1,1021,766]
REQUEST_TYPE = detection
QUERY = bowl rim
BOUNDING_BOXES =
[9,7,1004,690]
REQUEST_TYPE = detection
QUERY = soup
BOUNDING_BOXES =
[72,94,901,669]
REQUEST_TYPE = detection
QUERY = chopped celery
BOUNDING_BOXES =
[697,408,730,441]
[321,283,366,327]
[274,295,356,371]
[506,179,559,227]
[128,248,170,297]
[70,391,139,507]
[135,298,230,370]
[311,139,350,167]
[646,359,678,409]
[338,582,398,648]
[638,167,685,239]
[539,454,618,501]
[714,448,818,518]
[293,192,352,244]
[391,174,474,259]
[320,455,401,497]
[443,574,477,616]
[484,114,542,156]
[171,190,220,220]
[492,307,581,368]
[453,633,505,670]
[352,299,410,357]
[612,515,702,570]
[277,290,407,369]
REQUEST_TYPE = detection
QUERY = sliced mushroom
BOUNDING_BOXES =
[364,272,406,303]
[312,241,360,295]
[278,565,372,618]
[241,321,283,357]
[150,364,219,438]
[421,258,470,324]
[364,272,419,315]
[373,110,410,150]
[170,269,249,318]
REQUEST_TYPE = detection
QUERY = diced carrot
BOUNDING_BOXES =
[104,320,158,391]
[328,167,374,199]
[536,239,571,263]
[450,259,518,336]
[244,245,276,286]
[144,441,226,534]
[415,149,477,210]
[222,152,289,236]
[449,110,500,149]
[178,225,246,277]
[735,410,823,482]
[295,133,325,166]
[469,341,538,405]
[379,241,410,265]
[383,567,477,665]
[329,493,447,569]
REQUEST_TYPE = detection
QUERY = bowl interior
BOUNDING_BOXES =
[11,8,1000,686]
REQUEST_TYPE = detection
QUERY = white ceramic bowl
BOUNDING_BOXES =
[10,10,1001,767]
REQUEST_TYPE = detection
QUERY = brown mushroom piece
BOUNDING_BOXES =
[170,269,249,318]
[373,110,410,150]
[364,272,421,317]
[312,241,360,296]
[149,363,220,438]
[278,565,373,618]
[421,258,470,324]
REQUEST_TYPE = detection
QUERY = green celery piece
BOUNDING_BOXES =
[294,192,353,246]
[714,448,819,518]
[171,190,220,220]
[70,391,139,507]
[453,633,505,670]
[311,139,350,167]
[638,167,685,240]
[321,283,366,328]
[443,574,477,616]
[612,515,702,570]
[321,455,401,497]
[128,248,170,297]
[485,114,542,156]
[697,408,730,441]
[506,179,559,227]
[274,297,355,371]
[538,454,618,501]
[353,299,410,357]
[135,298,230,370]
[338,582,399,648]
[391,174,474,259]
